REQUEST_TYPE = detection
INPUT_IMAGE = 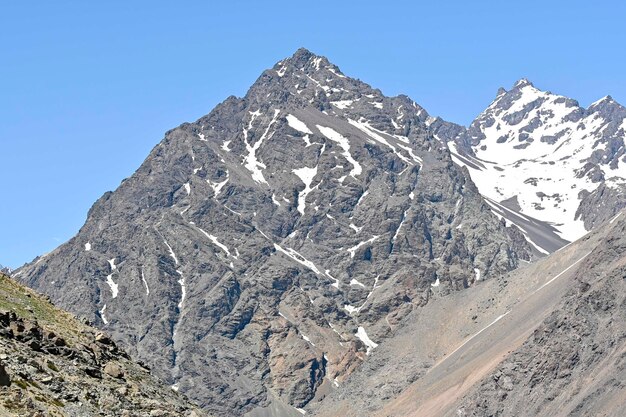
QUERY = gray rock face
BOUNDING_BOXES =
[15,49,529,416]
[454,217,626,417]
[437,79,626,247]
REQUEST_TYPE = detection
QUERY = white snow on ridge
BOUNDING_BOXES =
[208,170,229,197]
[194,225,232,257]
[108,258,117,271]
[243,109,280,184]
[355,190,369,208]
[331,100,354,109]
[84,242,91,251]
[355,326,378,355]
[286,114,313,134]
[301,334,315,346]
[141,267,150,295]
[162,240,179,265]
[326,269,340,289]
[347,235,380,259]
[176,270,186,308]
[106,275,119,299]
[316,125,362,179]
[293,165,318,215]
[449,82,626,242]
[183,182,191,195]
[100,305,108,324]
[344,304,360,315]
[274,244,323,275]
[349,278,366,288]
[348,119,411,165]
[392,212,407,243]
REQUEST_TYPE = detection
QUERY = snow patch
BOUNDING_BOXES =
[99,305,108,324]
[141,267,150,295]
[325,269,340,289]
[355,326,378,354]
[243,109,280,184]
[331,100,354,109]
[207,172,229,197]
[316,125,362,178]
[346,235,380,259]
[274,244,322,275]
[349,278,366,288]
[293,165,318,215]
[176,270,186,308]
[84,242,91,251]
[106,275,119,299]
[194,225,232,257]
[474,268,481,281]
[162,240,179,265]
[286,114,313,134]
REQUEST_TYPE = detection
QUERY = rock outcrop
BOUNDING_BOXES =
[0,272,206,416]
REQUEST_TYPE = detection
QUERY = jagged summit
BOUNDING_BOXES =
[587,94,626,118]
[441,75,626,245]
[269,47,343,79]
[512,77,534,89]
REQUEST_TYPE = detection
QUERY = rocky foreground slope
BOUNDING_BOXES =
[0,271,205,416]
[14,48,531,416]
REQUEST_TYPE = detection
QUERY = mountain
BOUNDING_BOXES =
[0,271,205,416]
[14,48,531,416]
[435,79,626,252]
[311,210,626,417]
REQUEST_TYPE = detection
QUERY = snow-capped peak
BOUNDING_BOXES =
[445,80,626,244]
[512,78,534,89]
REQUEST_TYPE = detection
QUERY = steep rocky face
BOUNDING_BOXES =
[0,272,205,416]
[15,49,529,416]
[437,79,626,248]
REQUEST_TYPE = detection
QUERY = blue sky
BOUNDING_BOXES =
[2,1,625,268]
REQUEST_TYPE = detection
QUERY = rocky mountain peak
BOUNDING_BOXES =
[512,77,534,89]
[15,48,530,416]
[587,94,626,119]
[276,47,332,72]
[441,78,626,245]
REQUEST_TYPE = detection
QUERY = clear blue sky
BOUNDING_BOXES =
[2,1,625,268]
